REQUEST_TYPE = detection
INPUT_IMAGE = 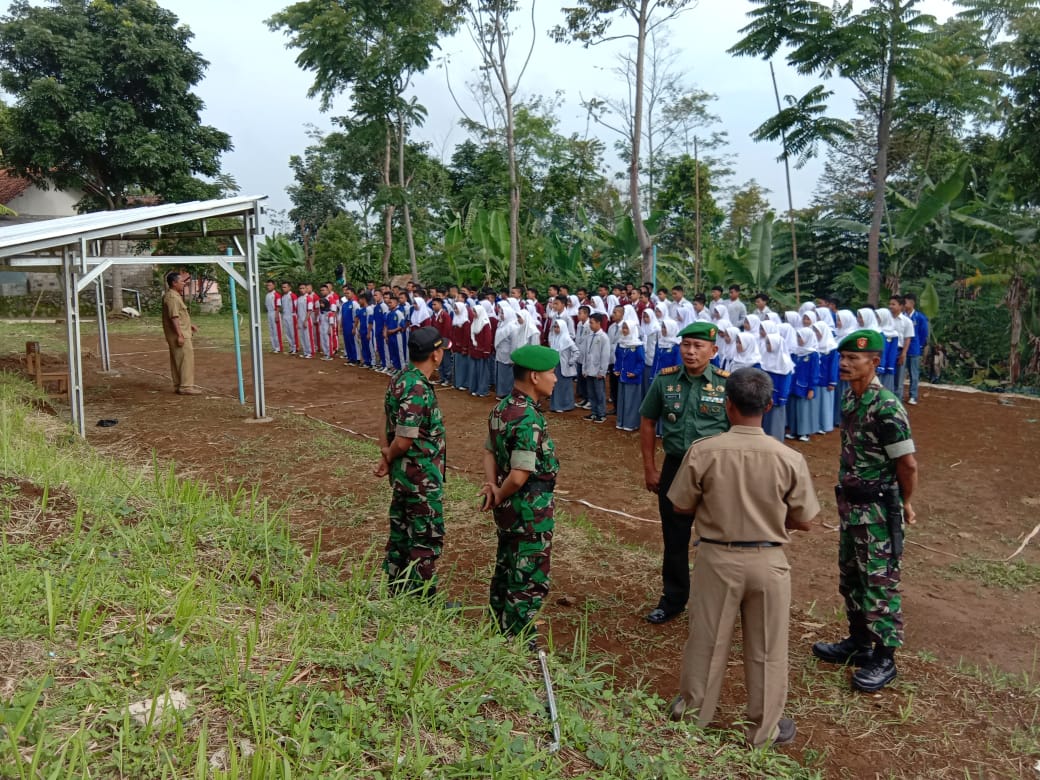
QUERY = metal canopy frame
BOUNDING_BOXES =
[0,196,269,436]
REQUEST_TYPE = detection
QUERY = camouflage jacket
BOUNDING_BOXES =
[384,365,446,489]
[839,377,914,492]
[486,390,558,486]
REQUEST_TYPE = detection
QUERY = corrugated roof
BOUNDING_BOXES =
[0,195,266,258]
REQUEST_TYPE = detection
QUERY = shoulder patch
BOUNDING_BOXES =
[714,369,730,378]
[660,365,681,375]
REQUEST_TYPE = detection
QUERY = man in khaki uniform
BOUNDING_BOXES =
[161,271,200,395]
[667,367,819,748]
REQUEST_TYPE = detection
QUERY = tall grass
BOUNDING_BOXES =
[0,373,812,779]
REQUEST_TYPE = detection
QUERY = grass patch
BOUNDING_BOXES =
[0,373,813,778]
[948,557,1040,591]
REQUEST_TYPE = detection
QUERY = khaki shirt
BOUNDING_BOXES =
[639,363,730,457]
[667,425,820,544]
[162,289,191,342]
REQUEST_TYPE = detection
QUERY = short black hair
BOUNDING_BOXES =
[578,304,591,315]
[555,295,569,304]
[672,285,684,292]
[754,292,768,302]
[693,293,706,304]
[725,368,774,416]
[712,285,724,293]
[729,284,741,293]
[165,271,181,287]
[513,364,532,382]
[889,294,905,305]
[904,292,917,303]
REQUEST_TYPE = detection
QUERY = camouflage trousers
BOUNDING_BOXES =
[382,485,444,594]
[490,492,554,635]
[838,519,903,648]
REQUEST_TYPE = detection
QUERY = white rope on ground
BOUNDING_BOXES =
[1007,522,1040,561]
[555,497,657,525]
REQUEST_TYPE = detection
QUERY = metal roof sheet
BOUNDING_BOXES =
[0,195,266,258]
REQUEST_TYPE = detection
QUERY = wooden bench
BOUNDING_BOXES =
[25,341,69,401]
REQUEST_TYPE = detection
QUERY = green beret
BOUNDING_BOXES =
[511,344,560,372]
[839,329,884,352]
[678,321,718,341]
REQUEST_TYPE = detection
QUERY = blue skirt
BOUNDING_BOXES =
[816,385,835,432]
[642,364,654,399]
[551,366,575,411]
[471,357,491,396]
[792,395,815,436]
[616,381,642,430]
[453,354,471,390]
[763,405,786,442]
[496,361,514,398]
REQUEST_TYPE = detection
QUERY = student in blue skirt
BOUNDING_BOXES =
[548,317,579,412]
[811,321,839,433]
[788,326,820,442]
[614,307,645,431]
[640,307,658,398]
[875,307,901,392]
[760,333,794,442]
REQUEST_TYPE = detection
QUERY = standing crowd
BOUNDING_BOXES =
[258,275,922,751]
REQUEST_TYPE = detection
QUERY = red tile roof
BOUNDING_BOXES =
[0,170,32,205]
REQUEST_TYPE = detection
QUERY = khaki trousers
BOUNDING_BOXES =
[166,336,195,390]
[678,543,790,747]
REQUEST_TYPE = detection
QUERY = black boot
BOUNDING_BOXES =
[811,636,874,666]
[852,644,897,692]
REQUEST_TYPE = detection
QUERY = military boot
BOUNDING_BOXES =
[852,645,897,692]
[811,636,874,666]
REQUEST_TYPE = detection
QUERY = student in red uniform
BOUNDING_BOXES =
[451,300,472,392]
[469,302,495,397]
[431,297,453,386]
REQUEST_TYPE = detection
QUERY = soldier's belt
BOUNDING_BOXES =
[835,482,898,505]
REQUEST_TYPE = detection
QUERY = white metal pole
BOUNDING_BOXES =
[63,246,85,437]
[245,206,266,419]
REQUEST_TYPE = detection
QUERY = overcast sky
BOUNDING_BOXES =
[12,0,958,226]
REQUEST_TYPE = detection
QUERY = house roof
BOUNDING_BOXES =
[0,195,267,258]
[0,170,33,205]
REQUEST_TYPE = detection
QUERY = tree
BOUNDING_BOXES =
[553,0,696,284]
[460,0,538,288]
[269,0,460,282]
[287,128,347,271]
[653,154,725,258]
[0,0,232,312]
[726,180,771,248]
[731,0,947,306]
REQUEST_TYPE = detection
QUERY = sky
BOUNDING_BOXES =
[8,0,959,226]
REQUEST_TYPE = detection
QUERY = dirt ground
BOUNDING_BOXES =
[7,325,1040,778]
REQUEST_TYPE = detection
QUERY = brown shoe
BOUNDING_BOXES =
[177,387,202,395]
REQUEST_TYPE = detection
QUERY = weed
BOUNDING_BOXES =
[948,557,1040,591]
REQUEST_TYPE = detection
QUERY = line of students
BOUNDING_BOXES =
[264,279,925,439]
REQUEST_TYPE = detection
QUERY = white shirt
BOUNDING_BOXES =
[895,312,915,348]
[673,298,696,329]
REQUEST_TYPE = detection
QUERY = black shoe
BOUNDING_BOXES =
[811,637,874,666]
[852,656,897,692]
[582,413,596,420]
[593,415,606,424]
[646,607,683,625]
[668,695,686,722]
[773,717,797,745]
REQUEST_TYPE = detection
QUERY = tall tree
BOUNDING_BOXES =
[553,0,696,284]
[0,0,232,312]
[461,0,538,288]
[731,0,944,305]
[269,0,459,282]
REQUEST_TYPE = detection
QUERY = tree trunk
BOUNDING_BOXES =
[1008,274,1024,384]
[504,81,520,289]
[868,5,900,307]
[381,127,395,284]
[693,137,701,292]
[770,61,800,302]
[631,0,653,284]
[397,112,419,282]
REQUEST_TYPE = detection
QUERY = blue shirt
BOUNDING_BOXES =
[907,309,929,356]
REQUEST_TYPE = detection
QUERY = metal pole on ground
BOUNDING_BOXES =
[64,245,85,437]
[96,276,111,372]
[227,246,245,405]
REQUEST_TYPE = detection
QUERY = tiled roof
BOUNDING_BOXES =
[0,170,32,205]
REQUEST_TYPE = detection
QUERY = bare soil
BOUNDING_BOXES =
[6,326,1040,778]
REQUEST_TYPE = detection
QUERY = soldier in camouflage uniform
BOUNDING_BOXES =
[480,344,560,637]
[376,327,450,596]
[812,329,918,692]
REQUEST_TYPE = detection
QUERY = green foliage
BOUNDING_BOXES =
[258,234,307,281]
[0,0,231,209]
[653,155,725,255]
[313,212,373,285]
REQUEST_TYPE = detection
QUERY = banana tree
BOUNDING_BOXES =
[720,212,796,306]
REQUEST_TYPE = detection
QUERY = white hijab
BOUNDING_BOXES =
[591,295,608,316]
[784,311,801,328]
[875,308,898,338]
[516,309,540,345]
[835,309,858,340]
[794,326,818,356]
[565,295,580,318]
[857,307,881,332]
[731,331,761,369]
[452,301,468,327]
[495,305,518,348]
[659,317,681,348]
[744,313,762,334]
[549,318,576,353]
[619,305,643,347]
[410,296,431,328]
[812,320,838,353]
[471,303,491,342]
[778,322,799,353]
[760,333,795,374]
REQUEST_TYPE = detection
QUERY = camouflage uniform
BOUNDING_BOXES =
[382,364,446,592]
[486,389,559,635]
[837,377,915,648]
